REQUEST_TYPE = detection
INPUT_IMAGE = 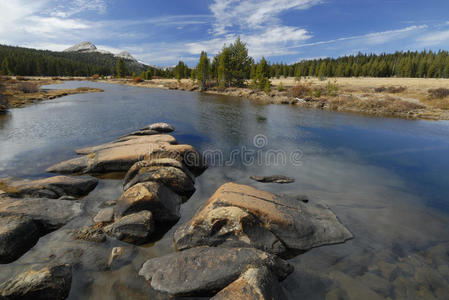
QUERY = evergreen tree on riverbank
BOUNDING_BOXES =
[196,52,210,91]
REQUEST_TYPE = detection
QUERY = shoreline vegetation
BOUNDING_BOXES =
[103,76,449,121]
[0,76,103,109]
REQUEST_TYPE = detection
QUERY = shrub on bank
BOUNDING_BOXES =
[132,77,144,83]
[16,82,39,93]
[428,88,449,99]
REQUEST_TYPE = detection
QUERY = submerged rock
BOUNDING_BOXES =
[174,183,352,257]
[212,266,287,300]
[93,207,114,224]
[0,264,72,300]
[138,247,293,296]
[115,181,182,223]
[0,176,98,199]
[75,134,177,155]
[123,165,195,197]
[104,211,154,245]
[250,175,295,184]
[0,215,40,263]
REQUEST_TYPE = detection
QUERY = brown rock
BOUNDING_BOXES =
[212,266,287,300]
[93,207,114,224]
[174,183,352,257]
[0,176,98,199]
[123,165,195,197]
[75,134,177,155]
[115,182,182,223]
[0,264,72,299]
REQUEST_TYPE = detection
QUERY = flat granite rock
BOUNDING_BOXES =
[0,215,40,264]
[0,264,72,300]
[138,247,293,296]
[75,134,177,155]
[212,266,287,300]
[0,176,98,199]
[47,143,206,176]
[174,183,353,257]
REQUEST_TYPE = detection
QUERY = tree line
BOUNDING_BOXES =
[2,42,449,81]
[0,44,153,77]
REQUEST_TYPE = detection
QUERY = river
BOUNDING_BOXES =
[1,81,449,299]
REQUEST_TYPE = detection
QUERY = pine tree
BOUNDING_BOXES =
[116,58,125,78]
[196,51,210,91]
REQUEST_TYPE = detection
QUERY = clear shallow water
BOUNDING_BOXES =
[1,81,449,299]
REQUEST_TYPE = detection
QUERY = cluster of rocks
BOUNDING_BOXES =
[0,121,353,299]
[0,176,97,263]
[138,182,353,298]
[0,122,207,299]
[60,122,206,245]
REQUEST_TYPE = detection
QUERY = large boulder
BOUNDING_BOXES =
[0,215,40,263]
[0,264,72,299]
[174,183,352,257]
[212,266,287,300]
[47,143,205,176]
[115,181,182,223]
[75,134,177,155]
[104,211,154,245]
[123,165,195,197]
[0,176,98,199]
[139,247,293,296]
[0,197,82,233]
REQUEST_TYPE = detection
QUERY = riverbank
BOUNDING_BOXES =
[102,77,449,121]
[0,77,103,109]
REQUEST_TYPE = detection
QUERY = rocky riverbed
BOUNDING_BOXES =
[0,121,353,299]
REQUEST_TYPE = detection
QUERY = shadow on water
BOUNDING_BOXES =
[0,81,449,299]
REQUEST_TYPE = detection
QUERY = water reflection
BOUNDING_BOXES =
[0,81,448,299]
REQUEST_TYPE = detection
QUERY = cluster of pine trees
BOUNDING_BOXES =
[273,51,449,78]
[191,38,271,91]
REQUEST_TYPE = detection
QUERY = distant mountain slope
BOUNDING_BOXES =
[0,43,147,76]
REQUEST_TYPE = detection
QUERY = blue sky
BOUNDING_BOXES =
[1,0,449,66]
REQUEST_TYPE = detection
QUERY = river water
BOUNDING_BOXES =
[1,81,449,299]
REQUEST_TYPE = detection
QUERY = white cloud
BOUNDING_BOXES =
[210,0,322,34]
[188,0,321,60]
[417,30,449,46]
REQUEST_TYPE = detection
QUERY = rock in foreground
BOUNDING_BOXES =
[212,266,287,300]
[174,183,352,257]
[0,215,39,263]
[0,264,72,300]
[139,247,293,296]
[0,176,98,199]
